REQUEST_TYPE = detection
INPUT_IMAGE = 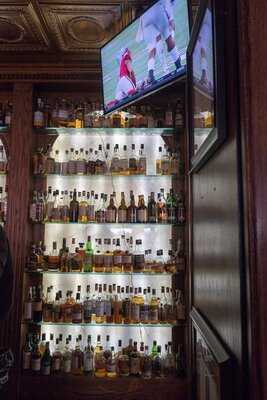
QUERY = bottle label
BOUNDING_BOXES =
[84,354,93,372]
[137,209,147,222]
[106,209,116,222]
[103,254,113,267]
[63,359,71,373]
[31,358,41,372]
[122,254,132,265]
[79,205,87,217]
[140,305,149,322]
[72,311,82,322]
[119,159,128,171]
[94,254,104,266]
[106,359,116,373]
[68,160,76,175]
[72,355,81,370]
[130,357,140,375]
[84,301,93,319]
[129,158,137,171]
[32,301,42,312]
[118,210,127,223]
[131,303,140,321]
[41,364,51,375]
[24,302,32,320]
[23,352,31,370]
[134,254,145,270]
[96,300,105,317]
[76,161,86,175]
[150,307,159,322]
[118,357,130,375]
[113,255,122,265]
[104,300,112,317]
[53,358,61,371]
[34,111,44,127]
[87,205,95,221]
[138,158,146,173]
[111,158,120,172]
[61,162,68,175]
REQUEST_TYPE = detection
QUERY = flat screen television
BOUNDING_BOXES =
[101,0,190,114]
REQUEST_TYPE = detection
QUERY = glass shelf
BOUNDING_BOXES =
[34,128,174,136]
[34,174,177,179]
[24,321,176,328]
[35,222,183,227]
[25,270,174,276]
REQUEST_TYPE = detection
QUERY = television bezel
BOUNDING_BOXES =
[100,0,192,115]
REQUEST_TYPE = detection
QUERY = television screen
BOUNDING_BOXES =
[101,0,190,114]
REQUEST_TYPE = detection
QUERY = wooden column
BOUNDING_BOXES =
[0,83,33,399]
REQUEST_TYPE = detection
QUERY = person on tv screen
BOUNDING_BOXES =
[115,48,137,102]
[136,0,182,85]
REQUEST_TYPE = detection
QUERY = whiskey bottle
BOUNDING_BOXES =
[78,191,88,223]
[31,337,41,375]
[127,191,137,223]
[166,189,177,223]
[93,239,104,272]
[87,191,95,222]
[84,236,93,272]
[34,98,44,128]
[163,342,176,377]
[83,335,94,376]
[95,284,105,324]
[52,339,62,374]
[133,240,145,272]
[131,288,140,324]
[22,334,32,372]
[119,145,129,175]
[106,346,117,378]
[122,286,131,324]
[72,337,83,375]
[152,345,163,378]
[103,239,113,273]
[24,287,32,322]
[63,339,72,374]
[138,144,146,174]
[142,345,152,379]
[117,345,130,377]
[113,286,122,324]
[137,195,147,223]
[69,189,79,222]
[149,289,159,324]
[94,335,106,378]
[41,342,51,376]
[113,239,123,272]
[148,192,157,223]
[106,194,117,223]
[32,286,43,323]
[129,144,138,174]
[130,341,141,376]
[83,285,92,323]
[118,192,127,223]
[72,292,83,324]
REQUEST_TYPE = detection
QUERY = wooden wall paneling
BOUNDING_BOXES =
[237,0,267,399]
[190,0,246,399]
[0,83,33,400]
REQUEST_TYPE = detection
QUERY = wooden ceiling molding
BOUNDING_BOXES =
[40,3,122,52]
[0,2,49,51]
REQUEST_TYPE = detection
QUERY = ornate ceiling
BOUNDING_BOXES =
[0,0,199,81]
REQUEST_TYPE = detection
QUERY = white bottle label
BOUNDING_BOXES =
[118,210,127,223]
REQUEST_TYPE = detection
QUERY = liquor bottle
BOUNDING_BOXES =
[34,98,44,128]
[129,144,138,174]
[118,192,127,223]
[86,191,95,222]
[166,189,177,223]
[22,334,32,372]
[148,192,157,223]
[137,195,147,223]
[48,241,60,271]
[131,288,140,324]
[122,286,131,324]
[157,190,168,223]
[75,103,84,128]
[130,341,141,376]
[150,289,159,324]
[62,339,72,374]
[113,286,122,324]
[103,239,113,273]
[117,344,130,377]
[52,339,62,374]
[94,335,106,377]
[140,289,149,324]
[119,145,129,175]
[127,191,137,223]
[43,286,53,322]
[122,238,133,273]
[84,236,93,272]
[72,292,83,323]
[95,145,107,174]
[72,337,83,375]
[95,193,106,223]
[163,342,176,377]
[161,146,171,175]
[41,341,52,376]
[83,285,92,323]
[138,144,146,174]
[32,286,43,323]
[113,239,123,272]
[78,191,88,223]
[142,345,152,379]
[58,99,69,127]
[106,194,117,223]
[84,335,94,376]
[31,337,41,375]
[94,239,104,272]
[69,189,79,222]
[24,287,32,321]
[0,145,6,174]
[153,345,163,378]
[106,346,117,378]
[95,284,105,324]
[133,240,145,272]
[110,144,120,174]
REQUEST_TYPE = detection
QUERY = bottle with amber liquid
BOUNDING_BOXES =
[137,195,147,223]
[106,194,117,223]
[148,192,157,223]
[113,239,123,272]
[118,192,127,223]
[127,191,137,223]
[72,291,83,324]
[72,337,83,375]
[69,189,79,222]
[113,286,123,324]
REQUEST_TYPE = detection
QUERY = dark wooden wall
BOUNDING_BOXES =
[238,1,267,400]
[190,0,246,399]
